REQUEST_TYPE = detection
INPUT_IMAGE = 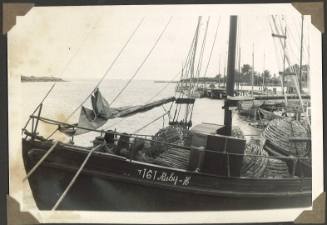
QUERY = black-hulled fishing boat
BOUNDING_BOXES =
[21,16,312,211]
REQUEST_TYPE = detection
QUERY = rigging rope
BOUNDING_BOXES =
[183,16,201,98]
[269,18,287,105]
[104,70,181,130]
[22,141,58,182]
[172,17,202,125]
[22,83,56,132]
[121,17,199,132]
[51,144,103,210]
[96,18,176,131]
[177,18,200,95]
[25,17,101,133]
[37,16,101,107]
[203,17,221,87]
[46,18,144,139]
[271,16,289,104]
[194,17,210,92]
[269,18,284,68]
[146,70,181,103]
[182,17,201,124]
[59,17,103,82]
[275,17,304,96]
[272,15,294,69]
[270,16,308,125]
[286,22,301,64]
[110,17,173,106]
[66,18,145,120]
[133,111,169,134]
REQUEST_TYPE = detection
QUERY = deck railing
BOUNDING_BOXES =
[26,115,311,178]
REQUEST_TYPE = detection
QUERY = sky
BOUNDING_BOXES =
[8,4,313,81]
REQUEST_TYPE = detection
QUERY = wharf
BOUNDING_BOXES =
[252,94,310,100]
[202,88,310,100]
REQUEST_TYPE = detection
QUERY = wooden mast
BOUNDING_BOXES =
[299,15,304,93]
[251,43,254,97]
[263,50,265,92]
[222,15,238,136]
[282,26,287,99]
[238,47,241,90]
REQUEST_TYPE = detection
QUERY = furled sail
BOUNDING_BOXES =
[59,88,175,136]
[113,97,175,118]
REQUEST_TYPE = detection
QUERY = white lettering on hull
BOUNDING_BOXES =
[137,168,191,186]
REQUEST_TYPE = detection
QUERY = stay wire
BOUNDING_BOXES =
[146,70,181,104]
[133,111,169,134]
[26,16,101,132]
[22,83,56,132]
[110,17,200,130]
[60,16,103,82]
[178,18,200,95]
[203,17,221,78]
[194,17,210,92]
[46,18,144,139]
[105,70,181,130]
[66,18,145,120]
[110,17,173,106]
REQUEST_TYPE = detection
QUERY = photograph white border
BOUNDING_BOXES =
[7,3,323,223]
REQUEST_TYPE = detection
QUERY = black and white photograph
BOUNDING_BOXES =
[7,3,323,223]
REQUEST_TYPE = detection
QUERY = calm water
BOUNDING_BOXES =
[22,79,260,146]
[21,79,263,210]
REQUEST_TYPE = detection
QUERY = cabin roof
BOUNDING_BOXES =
[191,123,223,135]
[227,96,255,101]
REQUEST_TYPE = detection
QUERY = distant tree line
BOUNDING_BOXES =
[21,75,66,82]
[181,64,309,87]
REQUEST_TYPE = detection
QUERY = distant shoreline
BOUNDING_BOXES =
[21,76,66,82]
[154,80,178,83]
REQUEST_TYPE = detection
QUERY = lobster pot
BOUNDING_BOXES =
[153,147,190,169]
[150,126,191,169]
[241,142,291,178]
[241,142,268,177]
[262,118,310,157]
[149,126,185,157]
[263,158,291,178]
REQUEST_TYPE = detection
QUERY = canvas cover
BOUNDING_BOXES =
[59,88,175,136]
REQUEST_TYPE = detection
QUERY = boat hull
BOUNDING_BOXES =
[22,139,312,211]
